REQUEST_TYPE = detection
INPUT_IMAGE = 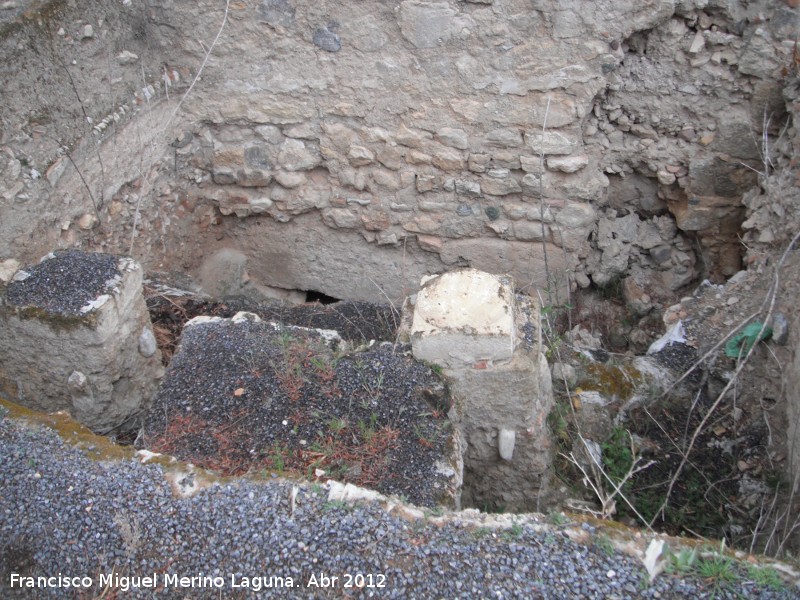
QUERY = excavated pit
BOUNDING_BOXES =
[1,0,799,558]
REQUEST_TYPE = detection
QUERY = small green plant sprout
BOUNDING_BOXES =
[667,541,738,592]
[357,413,379,442]
[327,417,347,435]
[562,430,655,525]
[472,526,492,539]
[424,506,445,519]
[275,329,293,347]
[594,534,615,557]
[547,400,570,446]
[309,355,324,368]
[501,523,524,541]
[268,442,287,473]
[311,355,338,387]
[322,499,349,512]
[548,511,569,526]
[601,426,634,483]
[361,371,385,404]
[666,546,698,575]
[695,550,738,589]
[425,361,443,376]
[746,564,785,591]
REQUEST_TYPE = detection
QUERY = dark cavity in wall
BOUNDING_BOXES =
[304,289,340,305]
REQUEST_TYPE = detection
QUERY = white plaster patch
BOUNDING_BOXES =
[410,269,515,368]
[80,294,110,314]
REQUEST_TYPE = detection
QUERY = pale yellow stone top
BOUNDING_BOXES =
[411,269,514,337]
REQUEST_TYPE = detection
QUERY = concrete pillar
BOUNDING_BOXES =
[0,250,164,432]
[408,268,554,511]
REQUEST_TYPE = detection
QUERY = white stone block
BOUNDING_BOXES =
[498,428,515,461]
[410,269,515,368]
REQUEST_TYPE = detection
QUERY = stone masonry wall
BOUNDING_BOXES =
[0,1,796,309]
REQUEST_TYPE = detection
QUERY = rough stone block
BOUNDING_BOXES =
[0,258,20,283]
[439,238,568,299]
[513,221,548,242]
[451,95,577,128]
[0,251,163,432]
[348,145,375,166]
[408,282,554,512]
[432,149,466,171]
[411,269,515,368]
[278,139,321,171]
[484,128,524,148]
[481,169,522,196]
[524,130,579,155]
[322,207,360,229]
[399,1,457,49]
[436,127,469,150]
[547,154,589,173]
[555,202,596,228]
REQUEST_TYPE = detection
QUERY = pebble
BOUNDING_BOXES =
[0,414,795,599]
[456,203,474,216]
[313,26,341,52]
[771,313,789,345]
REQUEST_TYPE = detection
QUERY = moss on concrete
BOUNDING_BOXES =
[577,363,645,402]
[0,395,132,461]
[2,304,96,332]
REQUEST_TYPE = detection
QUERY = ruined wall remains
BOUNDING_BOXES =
[408,269,554,511]
[0,1,796,311]
[0,250,164,432]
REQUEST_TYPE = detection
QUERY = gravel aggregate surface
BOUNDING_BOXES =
[1,413,797,599]
[5,251,119,316]
[141,316,454,507]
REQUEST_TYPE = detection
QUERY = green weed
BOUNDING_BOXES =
[501,523,524,541]
[695,552,737,587]
[327,417,347,435]
[667,543,739,592]
[667,547,699,574]
[424,506,445,518]
[547,400,571,447]
[429,363,443,376]
[601,427,633,483]
[746,565,785,591]
[594,534,615,557]
[357,413,379,442]
[322,500,349,512]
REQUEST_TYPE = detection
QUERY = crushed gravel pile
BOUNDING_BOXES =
[1,413,797,599]
[5,250,119,316]
[141,315,454,507]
